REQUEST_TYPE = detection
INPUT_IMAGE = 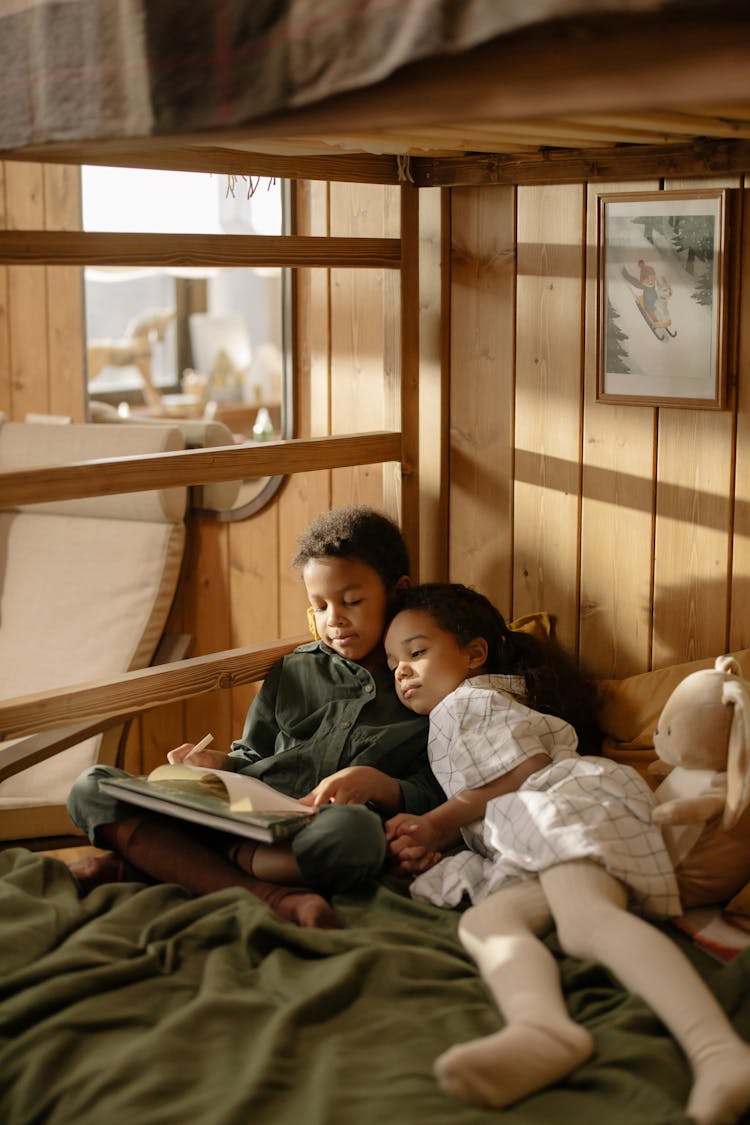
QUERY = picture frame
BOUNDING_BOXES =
[596,189,729,409]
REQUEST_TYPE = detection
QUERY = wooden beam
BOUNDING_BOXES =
[0,636,309,743]
[52,14,743,154]
[1,143,401,184]
[0,431,403,508]
[411,139,750,188]
[0,231,401,269]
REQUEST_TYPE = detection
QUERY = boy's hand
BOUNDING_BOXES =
[301,766,402,813]
[167,743,230,770]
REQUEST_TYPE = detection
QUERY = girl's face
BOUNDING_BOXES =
[384,608,487,715]
[303,555,391,670]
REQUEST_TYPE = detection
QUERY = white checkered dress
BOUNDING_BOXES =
[409,675,681,919]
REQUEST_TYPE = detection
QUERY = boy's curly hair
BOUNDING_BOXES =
[292,506,410,589]
[387,583,601,755]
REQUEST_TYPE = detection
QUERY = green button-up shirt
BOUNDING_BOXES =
[229,641,443,814]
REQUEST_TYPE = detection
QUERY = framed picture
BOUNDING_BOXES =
[597,189,729,408]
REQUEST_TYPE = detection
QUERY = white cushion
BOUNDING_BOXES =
[0,419,186,522]
[0,419,188,819]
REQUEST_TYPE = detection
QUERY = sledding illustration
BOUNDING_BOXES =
[621,259,677,341]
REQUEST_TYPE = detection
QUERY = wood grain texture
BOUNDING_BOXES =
[449,184,516,609]
[579,179,658,679]
[228,502,280,740]
[5,162,47,419]
[0,635,309,741]
[0,230,402,269]
[0,432,403,509]
[0,164,10,418]
[330,182,390,510]
[3,144,401,184]
[43,164,85,422]
[652,174,739,667]
[513,183,585,655]
[397,183,420,573]
[731,178,750,653]
[413,140,750,188]
[416,186,448,583]
[180,518,234,753]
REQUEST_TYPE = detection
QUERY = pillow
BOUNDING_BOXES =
[595,648,750,784]
[508,611,553,644]
[595,649,750,908]
[675,805,750,909]
[726,879,750,920]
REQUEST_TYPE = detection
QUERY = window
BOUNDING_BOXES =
[82,167,289,443]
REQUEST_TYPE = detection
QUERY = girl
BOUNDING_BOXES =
[384,584,750,1125]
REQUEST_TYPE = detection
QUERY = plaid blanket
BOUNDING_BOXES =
[0,0,670,151]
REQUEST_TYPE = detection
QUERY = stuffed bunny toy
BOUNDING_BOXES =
[651,655,750,867]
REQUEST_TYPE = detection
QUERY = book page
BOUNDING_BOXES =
[147,763,312,814]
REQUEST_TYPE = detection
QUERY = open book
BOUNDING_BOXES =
[98,764,317,843]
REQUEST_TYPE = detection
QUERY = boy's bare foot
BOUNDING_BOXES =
[261,884,343,929]
[67,851,147,896]
[68,844,343,928]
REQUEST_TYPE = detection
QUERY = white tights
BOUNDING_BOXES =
[436,861,750,1125]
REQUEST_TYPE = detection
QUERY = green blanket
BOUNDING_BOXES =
[1,848,749,1125]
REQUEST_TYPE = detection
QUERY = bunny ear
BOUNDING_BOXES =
[722,678,750,828]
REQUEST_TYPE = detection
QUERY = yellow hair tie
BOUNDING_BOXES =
[306,606,320,640]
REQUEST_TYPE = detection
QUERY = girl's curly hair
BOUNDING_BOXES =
[387,583,601,755]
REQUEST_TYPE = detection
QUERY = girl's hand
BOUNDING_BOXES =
[388,846,441,877]
[166,743,230,770]
[300,766,401,812]
[385,813,442,874]
[385,812,439,850]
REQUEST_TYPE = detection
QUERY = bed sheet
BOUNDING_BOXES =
[2,847,749,1125]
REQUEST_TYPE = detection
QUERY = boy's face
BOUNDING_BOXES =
[303,556,390,670]
[384,608,485,715]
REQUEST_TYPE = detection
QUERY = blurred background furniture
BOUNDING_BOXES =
[0,416,237,841]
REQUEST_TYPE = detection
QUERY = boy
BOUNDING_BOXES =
[67,506,443,928]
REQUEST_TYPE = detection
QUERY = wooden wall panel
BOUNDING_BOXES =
[329,182,391,510]
[580,180,658,680]
[731,180,750,653]
[651,175,740,668]
[5,162,48,419]
[181,518,234,751]
[0,161,84,423]
[0,164,10,417]
[417,187,448,582]
[448,185,516,611]
[513,184,585,655]
[43,164,85,421]
[446,173,749,678]
[279,179,333,639]
[228,502,281,738]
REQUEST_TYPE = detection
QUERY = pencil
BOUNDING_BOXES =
[185,732,214,760]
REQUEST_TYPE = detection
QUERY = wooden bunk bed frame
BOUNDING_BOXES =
[3,2,750,774]
[2,9,750,1125]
